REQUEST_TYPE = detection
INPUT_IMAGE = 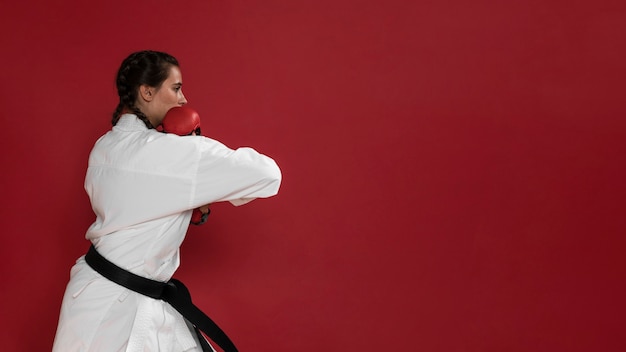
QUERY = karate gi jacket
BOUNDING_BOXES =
[52,114,282,351]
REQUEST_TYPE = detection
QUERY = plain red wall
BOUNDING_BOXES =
[1,0,625,351]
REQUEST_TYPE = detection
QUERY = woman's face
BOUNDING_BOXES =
[140,65,188,126]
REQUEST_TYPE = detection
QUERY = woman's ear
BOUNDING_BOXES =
[139,85,155,102]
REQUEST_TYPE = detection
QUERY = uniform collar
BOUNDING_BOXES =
[116,114,150,131]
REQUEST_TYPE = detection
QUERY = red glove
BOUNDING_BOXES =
[161,106,210,225]
[191,206,211,225]
[162,106,202,136]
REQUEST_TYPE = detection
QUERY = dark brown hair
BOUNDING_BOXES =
[112,50,179,129]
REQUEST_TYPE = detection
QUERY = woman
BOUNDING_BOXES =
[52,50,282,351]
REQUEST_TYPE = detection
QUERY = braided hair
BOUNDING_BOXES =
[112,50,180,129]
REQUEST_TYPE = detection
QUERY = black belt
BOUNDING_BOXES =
[85,245,238,352]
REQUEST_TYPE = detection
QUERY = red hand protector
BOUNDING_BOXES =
[162,106,202,136]
[191,208,210,225]
[161,106,210,225]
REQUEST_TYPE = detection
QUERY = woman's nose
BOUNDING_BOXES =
[179,92,188,105]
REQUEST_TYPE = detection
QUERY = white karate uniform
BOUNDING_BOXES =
[52,114,281,351]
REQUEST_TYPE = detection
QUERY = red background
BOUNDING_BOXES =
[1,0,625,351]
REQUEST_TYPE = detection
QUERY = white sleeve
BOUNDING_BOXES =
[190,137,282,207]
